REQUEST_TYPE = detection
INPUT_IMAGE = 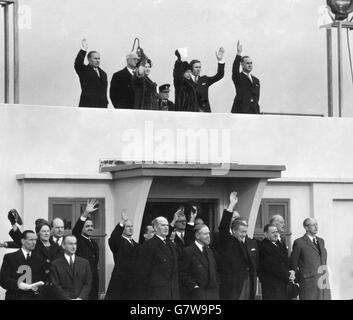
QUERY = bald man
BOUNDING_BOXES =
[136,216,179,300]
[105,211,139,300]
[51,218,65,247]
[290,218,331,300]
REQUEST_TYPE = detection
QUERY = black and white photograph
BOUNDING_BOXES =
[0,0,353,306]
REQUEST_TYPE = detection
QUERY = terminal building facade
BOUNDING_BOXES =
[1,105,353,299]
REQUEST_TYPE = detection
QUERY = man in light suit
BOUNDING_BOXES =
[290,218,331,300]
[231,41,260,114]
[179,224,220,300]
[51,235,92,300]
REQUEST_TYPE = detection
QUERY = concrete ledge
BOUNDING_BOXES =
[16,173,113,181]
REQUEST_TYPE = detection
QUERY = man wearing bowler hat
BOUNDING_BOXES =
[157,84,175,111]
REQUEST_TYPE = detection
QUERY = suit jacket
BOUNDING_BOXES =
[179,242,219,300]
[51,256,92,300]
[173,59,198,112]
[136,235,179,300]
[194,63,225,113]
[231,54,260,114]
[0,250,47,300]
[105,223,139,300]
[290,234,331,300]
[218,209,258,300]
[259,238,290,300]
[72,217,99,300]
[74,49,108,108]
[110,67,135,109]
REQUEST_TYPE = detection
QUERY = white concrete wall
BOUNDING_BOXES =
[1,0,352,116]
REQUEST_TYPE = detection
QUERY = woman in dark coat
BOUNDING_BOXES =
[173,50,198,112]
[33,220,63,299]
[132,59,159,110]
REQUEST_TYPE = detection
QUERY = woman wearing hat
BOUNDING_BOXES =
[132,58,159,110]
[33,219,63,299]
[173,50,198,112]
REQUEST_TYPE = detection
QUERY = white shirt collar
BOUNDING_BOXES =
[52,236,63,246]
[194,241,204,252]
[242,71,252,81]
[156,234,166,242]
[21,248,31,258]
[122,235,133,243]
[64,253,75,264]
[190,73,198,83]
[127,67,135,75]
[176,231,185,238]
[307,234,316,242]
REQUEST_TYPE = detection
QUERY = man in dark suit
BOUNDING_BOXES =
[189,47,225,112]
[169,207,193,252]
[0,230,46,300]
[51,235,92,300]
[231,41,260,114]
[136,216,179,300]
[74,38,108,108]
[269,214,288,254]
[110,52,140,109]
[290,218,331,300]
[157,84,175,111]
[259,224,295,300]
[180,224,219,300]
[72,199,100,300]
[218,192,258,300]
[105,210,139,300]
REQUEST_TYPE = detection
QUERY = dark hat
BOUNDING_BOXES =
[159,84,171,93]
[182,61,190,71]
[35,219,51,234]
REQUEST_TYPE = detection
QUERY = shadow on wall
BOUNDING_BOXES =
[339,240,353,300]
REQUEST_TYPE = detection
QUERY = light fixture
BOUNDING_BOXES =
[327,0,353,20]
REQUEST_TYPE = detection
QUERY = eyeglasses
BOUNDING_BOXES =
[176,220,187,223]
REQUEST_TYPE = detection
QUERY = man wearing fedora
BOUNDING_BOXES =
[110,52,140,109]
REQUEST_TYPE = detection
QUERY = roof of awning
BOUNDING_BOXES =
[99,161,286,180]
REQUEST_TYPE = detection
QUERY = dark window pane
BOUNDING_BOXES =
[52,204,73,230]
[268,204,285,218]
[255,204,263,230]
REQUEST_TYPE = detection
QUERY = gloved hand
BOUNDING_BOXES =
[18,282,32,291]
[8,209,18,225]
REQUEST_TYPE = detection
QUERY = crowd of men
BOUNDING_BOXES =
[74,39,260,114]
[0,192,331,300]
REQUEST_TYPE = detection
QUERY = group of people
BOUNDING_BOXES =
[0,192,331,300]
[75,39,260,114]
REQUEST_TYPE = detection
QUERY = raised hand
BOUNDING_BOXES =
[121,209,129,223]
[237,40,242,56]
[190,206,198,223]
[83,199,99,218]
[82,38,89,51]
[216,47,225,61]
[175,50,181,60]
[230,191,238,205]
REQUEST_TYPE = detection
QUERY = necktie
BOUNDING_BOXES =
[26,253,31,262]
[55,237,59,244]
[313,238,321,255]
[69,255,74,270]
[94,68,100,77]
[129,239,134,247]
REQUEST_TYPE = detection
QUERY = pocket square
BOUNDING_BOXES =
[201,83,207,86]
[251,248,256,251]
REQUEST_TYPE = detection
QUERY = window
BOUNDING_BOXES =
[48,198,106,295]
[254,198,291,250]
